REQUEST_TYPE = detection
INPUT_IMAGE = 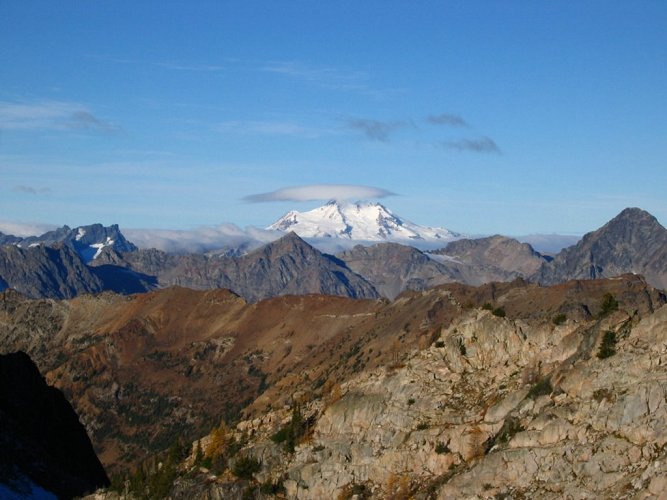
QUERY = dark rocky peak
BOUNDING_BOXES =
[0,351,109,498]
[560,207,667,261]
[245,231,318,261]
[613,206,663,224]
[588,207,666,243]
[267,230,311,249]
[533,207,667,289]
[229,231,379,302]
[0,244,104,299]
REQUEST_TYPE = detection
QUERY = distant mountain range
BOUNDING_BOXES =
[0,207,665,300]
[0,223,136,262]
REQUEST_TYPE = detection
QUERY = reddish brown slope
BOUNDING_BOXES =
[0,275,663,474]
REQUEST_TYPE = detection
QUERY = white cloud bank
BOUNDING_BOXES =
[124,224,280,254]
[0,221,58,237]
[244,184,396,203]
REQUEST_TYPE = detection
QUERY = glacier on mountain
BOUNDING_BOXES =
[268,200,460,246]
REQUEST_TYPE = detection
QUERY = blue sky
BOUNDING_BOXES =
[1,1,666,237]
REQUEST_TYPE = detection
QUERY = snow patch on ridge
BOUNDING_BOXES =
[81,237,115,261]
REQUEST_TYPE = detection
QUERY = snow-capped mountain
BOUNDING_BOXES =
[268,201,460,244]
[15,224,137,262]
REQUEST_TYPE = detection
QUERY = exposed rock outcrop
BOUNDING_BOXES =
[2,275,665,490]
[170,276,667,499]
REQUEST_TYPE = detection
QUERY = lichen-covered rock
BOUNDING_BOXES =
[193,302,667,499]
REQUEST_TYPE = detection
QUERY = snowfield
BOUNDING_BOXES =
[268,200,461,244]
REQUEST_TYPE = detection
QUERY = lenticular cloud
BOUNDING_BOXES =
[244,184,396,203]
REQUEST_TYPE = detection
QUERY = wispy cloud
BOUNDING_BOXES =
[441,136,501,154]
[244,184,396,203]
[261,61,367,90]
[426,113,468,127]
[216,120,331,138]
[262,60,405,100]
[0,100,118,133]
[154,61,226,72]
[68,111,118,132]
[87,54,228,73]
[12,185,51,195]
[345,118,408,142]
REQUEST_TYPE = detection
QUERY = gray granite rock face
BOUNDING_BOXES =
[196,303,667,499]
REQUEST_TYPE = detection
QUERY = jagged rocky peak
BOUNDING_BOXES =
[239,231,320,262]
[268,200,460,242]
[594,206,666,240]
[0,243,105,299]
[533,207,667,289]
[231,230,380,301]
[14,223,137,262]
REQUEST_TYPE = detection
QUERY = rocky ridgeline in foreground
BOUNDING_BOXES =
[170,280,667,499]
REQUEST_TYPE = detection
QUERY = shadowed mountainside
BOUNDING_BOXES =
[0,351,109,499]
[0,244,105,299]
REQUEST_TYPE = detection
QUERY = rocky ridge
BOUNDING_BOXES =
[176,278,667,499]
[4,275,662,480]
[434,234,548,285]
[96,232,379,302]
[337,243,463,299]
